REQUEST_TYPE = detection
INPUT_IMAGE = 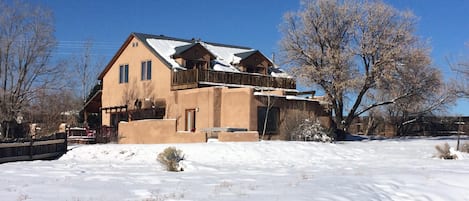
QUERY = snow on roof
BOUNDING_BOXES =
[203,43,252,65]
[146,38,191,68]
[269,67,292,78]
[253,92,317,102]
[212,60,240,73]
[144,35,293,78]
[145,36,265,73]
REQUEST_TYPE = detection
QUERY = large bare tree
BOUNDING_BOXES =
[377,61,456,136]
[0,1,60,136]
[450,44,469,98]
[279,0,439,132]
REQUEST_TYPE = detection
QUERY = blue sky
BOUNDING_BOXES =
[34,0,469,115]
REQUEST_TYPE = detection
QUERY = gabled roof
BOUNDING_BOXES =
[174,43,197,56]
[99,33,182,79]
[173,42,216,59]
[234,50,258,60]
[98,32,285,80]
[234,50,274,66]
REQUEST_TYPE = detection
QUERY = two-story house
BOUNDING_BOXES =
[85,33,331,143]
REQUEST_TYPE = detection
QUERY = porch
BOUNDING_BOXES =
[171,69,296,91]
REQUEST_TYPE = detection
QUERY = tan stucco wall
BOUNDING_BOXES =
[106,83,331,143]
[166,87,220,132]
[220,87,254,130]
[164,87,255,132]
[118,119,206,144]
[218,131,259,142]
[101,36,172,126]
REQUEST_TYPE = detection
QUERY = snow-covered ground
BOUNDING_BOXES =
[1,137,469,201]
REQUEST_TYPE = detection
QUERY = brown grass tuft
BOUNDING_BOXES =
[157,147,185,172]
[435,143,457,160]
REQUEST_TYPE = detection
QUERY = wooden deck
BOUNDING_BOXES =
[171,69,296,90]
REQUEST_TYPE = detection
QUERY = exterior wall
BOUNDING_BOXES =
[101,36,172,127]
[218,131,259,142]
[166,87,220,131]
[108,83,330,143]
[165,87,254,132]
[254,95,331,141]
[220,88,254,130]
[118,119,206,144]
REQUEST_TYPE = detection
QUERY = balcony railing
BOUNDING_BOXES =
[171,69,296,90]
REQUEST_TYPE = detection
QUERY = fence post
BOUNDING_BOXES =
[455,117,465,151]
[29,139,34,160]
[64,132,68,153]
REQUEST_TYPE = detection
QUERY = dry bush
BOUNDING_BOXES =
[435,143,457,160]
[291,119,335,142]
[157,147,185,172]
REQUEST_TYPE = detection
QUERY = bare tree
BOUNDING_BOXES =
[261,92,275,140]
[25,89,81,135]
[449,44,469,98]
[380,62,456,136]
[0,1,60,137]
[279,0,437,132]
[73,39,103,103]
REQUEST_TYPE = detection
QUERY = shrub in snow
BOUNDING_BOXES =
[435,143,458,160]
[157,147,185,172]
[291,119,335,143]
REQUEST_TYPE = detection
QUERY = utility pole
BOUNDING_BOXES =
[455,116,465,151]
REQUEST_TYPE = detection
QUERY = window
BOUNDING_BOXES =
[185,109,196,132]
[257,107,279,134]
[141,60,152,80]
[185,59,206,70]
[246,65,265,74]
[119,64,129,83]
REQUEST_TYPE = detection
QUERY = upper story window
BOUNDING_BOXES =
[119,64,129,83]
[246,66,266,74]
[141,60,152,80]
[185,59,207,70]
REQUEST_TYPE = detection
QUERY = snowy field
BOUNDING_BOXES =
[1,137,469,201]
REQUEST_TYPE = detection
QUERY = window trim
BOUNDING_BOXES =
[141,60,152,80]
[119,64,129,84]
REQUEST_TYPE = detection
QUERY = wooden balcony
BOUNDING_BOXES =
[171,69,296,90]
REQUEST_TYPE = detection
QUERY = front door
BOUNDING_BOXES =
[185,109,196,132]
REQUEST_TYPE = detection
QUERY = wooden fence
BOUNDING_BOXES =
[0,132,67,163]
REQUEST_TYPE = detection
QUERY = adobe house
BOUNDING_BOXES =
[85,32,331,144]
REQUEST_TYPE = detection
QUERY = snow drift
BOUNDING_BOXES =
[1,137,469,201]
